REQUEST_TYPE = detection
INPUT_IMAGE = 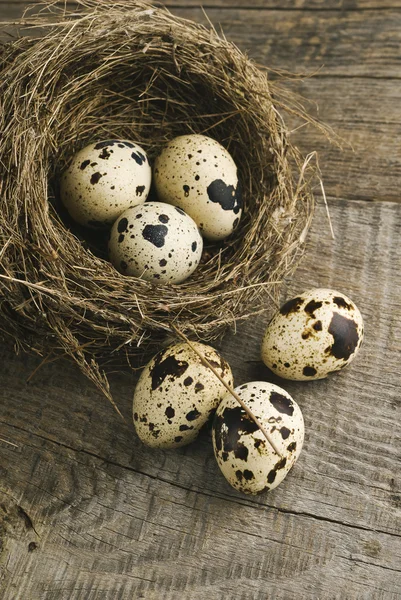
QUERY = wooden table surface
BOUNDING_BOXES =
[1,1,400,599]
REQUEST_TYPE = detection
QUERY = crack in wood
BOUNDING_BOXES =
[343,555,401,574]
[1,419,400,542]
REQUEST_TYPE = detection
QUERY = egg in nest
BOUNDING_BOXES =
[108,202,203,284]
[60,139,151,227]
[153,134,242,241]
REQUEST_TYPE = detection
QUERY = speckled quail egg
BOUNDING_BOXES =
[133,342,234,449]
[212,381,304,495]
[153,134,242,241]
[261,288,364,380]
[108,202,203,283]
[60,139,151,227]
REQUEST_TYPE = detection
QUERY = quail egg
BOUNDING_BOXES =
[133,342,234,448]
[60,139,151,227]
[261,288,364,380]
[153,134,242,241]
[108,202,203,283]
[212,381,304,495]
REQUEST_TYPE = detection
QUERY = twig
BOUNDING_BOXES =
[171,324,283,458]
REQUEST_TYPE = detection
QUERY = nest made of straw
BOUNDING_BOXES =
[0,0,321,403]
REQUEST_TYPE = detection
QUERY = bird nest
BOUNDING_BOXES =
[0,0,322,404]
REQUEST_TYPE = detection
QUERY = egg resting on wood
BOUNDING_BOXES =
[261,288,364,380]
[133,342,234,449]
[60,139,151,228]
[153,134,242,241]
[212,382,304,495]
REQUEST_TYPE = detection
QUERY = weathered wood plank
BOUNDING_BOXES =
[0,1,400,597]
[1,4,401,78]
[168,0,401,7]
[288,77,401,203]
[1,199,400,599]
[174,7,401,79]
[1,422,401,600]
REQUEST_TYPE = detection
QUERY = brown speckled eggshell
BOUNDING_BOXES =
[153,134,242,241]
[212,381,304,495]
[60,139,151,228]
[261,288,364,380]
[133,342,234,449]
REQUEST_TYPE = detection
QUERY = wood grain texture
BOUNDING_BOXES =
[2,3,401,77]
[169,7,401,78]
[1,199,401,599]
[167,1,401,8]
[288,77,401,203]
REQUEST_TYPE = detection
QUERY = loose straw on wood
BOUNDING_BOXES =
[0,438,18,447]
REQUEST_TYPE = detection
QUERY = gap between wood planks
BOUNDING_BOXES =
[307,73,401,81]
[2,418,401,542]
